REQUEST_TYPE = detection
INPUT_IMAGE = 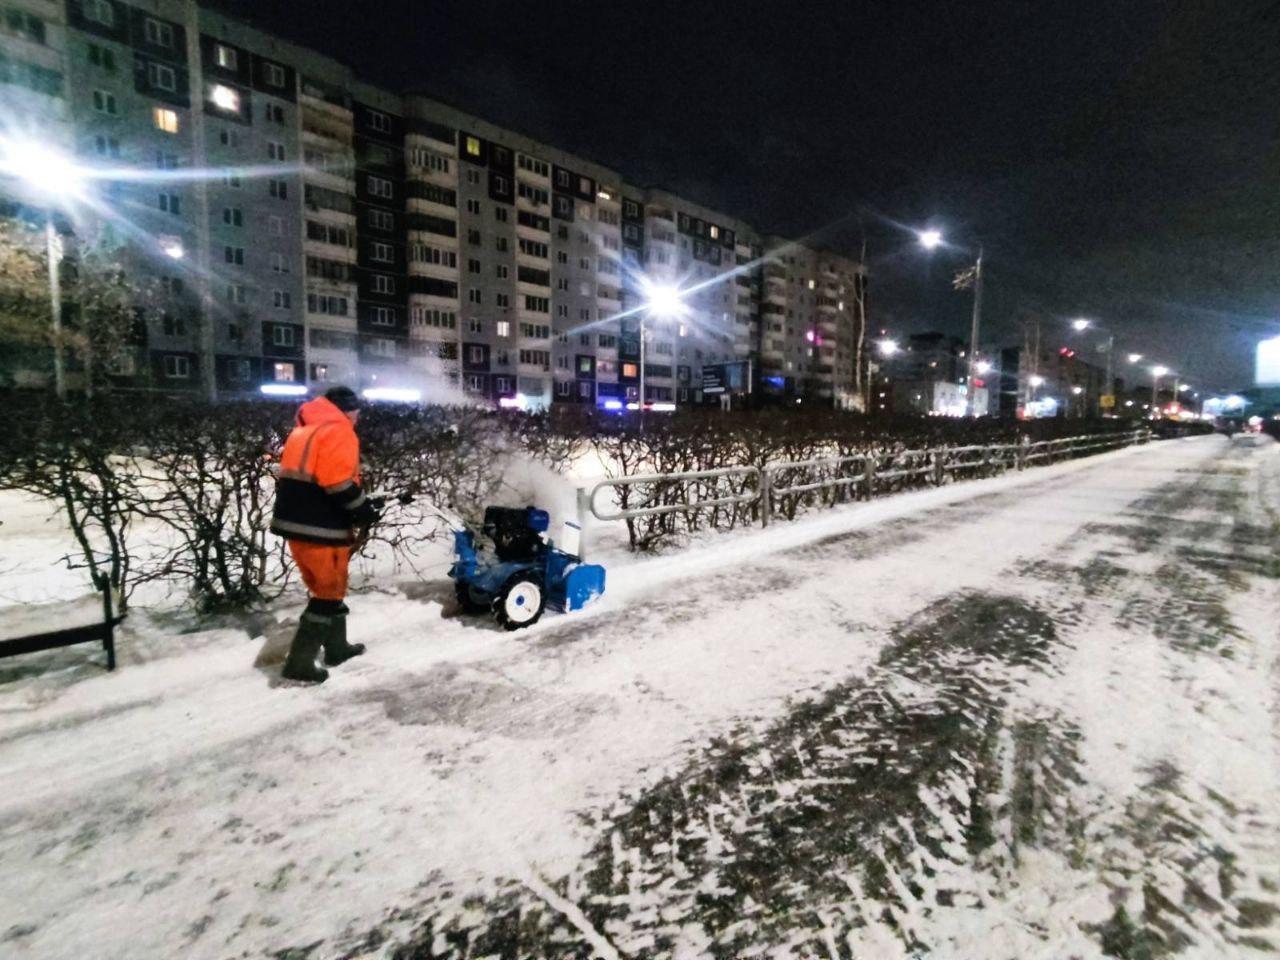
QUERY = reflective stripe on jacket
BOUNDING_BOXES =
[270,396,365,545]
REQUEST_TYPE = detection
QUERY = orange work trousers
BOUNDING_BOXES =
[288,540,350,601]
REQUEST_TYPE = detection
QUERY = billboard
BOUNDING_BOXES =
[702,360,752,395]
[1257,336,1280,386]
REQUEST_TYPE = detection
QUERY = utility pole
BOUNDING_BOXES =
[1102,333,1114,416]
[854,231,868,411]
[638,314,646,433]
[44,217,64,399]
[965,245,984,416]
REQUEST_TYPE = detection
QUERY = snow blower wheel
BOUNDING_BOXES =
[494,574,545,630]
[454,581,490,614]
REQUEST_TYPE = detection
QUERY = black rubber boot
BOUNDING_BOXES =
[281,613,330,683]
[323,612,365,667]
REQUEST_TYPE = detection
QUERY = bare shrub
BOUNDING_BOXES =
[128,402,290,613]
[0,392,141,605]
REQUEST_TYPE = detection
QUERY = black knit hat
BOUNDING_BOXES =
[324,385,361,412]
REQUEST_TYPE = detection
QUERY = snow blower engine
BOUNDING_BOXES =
[448,506,606,630]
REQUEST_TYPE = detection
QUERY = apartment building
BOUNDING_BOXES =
[1,0,865,408]
[759,239,865,408]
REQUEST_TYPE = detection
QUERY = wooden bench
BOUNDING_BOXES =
[0,587,123,671]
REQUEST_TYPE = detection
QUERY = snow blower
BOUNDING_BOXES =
[448,506,606,630]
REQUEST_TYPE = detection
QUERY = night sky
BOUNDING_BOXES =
[213,0,1280,390]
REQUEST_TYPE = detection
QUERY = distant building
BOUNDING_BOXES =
[0,0,865,408]
[998,342,1107,418]
[877,331,992,417]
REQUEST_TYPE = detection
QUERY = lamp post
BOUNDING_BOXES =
[638,280,686,430]
[1027,374,1045,416]
[0,138,88,398]
[1070,318,1116,416]
[1151,365,1169,417]
[918,228,983,416]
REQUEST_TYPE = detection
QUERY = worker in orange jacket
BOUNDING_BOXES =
[271,386,380,683]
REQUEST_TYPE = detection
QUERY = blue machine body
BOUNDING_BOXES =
[448,509,606,617]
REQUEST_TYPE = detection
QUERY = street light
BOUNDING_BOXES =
[0,136,90,398]
[1069,316,1116,416]
[1150,365,1169,414]
[917,229,943,250]
[1127,353,1143,364]
[877,338,899,356]
[920,225,984,415]
[975,359,993,374]
[0,137,89,202]
[637,278,687,425]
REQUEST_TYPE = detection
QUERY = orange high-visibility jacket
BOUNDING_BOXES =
[270,396,367,545]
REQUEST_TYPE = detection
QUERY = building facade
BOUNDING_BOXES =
[1,0,865,409]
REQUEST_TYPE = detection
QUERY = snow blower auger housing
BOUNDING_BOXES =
[448,506,606,630]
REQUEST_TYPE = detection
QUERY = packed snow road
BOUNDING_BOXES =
[0,435,1276,959]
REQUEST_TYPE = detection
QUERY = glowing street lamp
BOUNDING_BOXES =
[643,283,686,319]
[919,224,984,415]
[1150,365,1169,412]
[1029,374,1045,388]
[877,338,899,356]
[637,278,688,422]
[1127,353,1143,364]
[0,136,92,398]
[0,136,89,202]
[917,229,943,250]
[975,359,994,375]
[1071,318,1091,332]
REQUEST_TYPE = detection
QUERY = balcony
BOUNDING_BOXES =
[300,90,353,122]
[302,125,351,152]
[303,166,354,195]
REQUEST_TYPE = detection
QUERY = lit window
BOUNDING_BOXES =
[215,44,237,70]
[210,84,240,113]
[273,362,295,381]
[496,320,510,337]
[153,107,179,133]
[622,363,638,378]
[709,225,719,239]
[465,135,481,156]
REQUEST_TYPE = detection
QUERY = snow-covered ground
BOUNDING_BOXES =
[0,434,1276,959]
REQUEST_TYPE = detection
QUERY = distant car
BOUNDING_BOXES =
[1213,416,1244,436]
